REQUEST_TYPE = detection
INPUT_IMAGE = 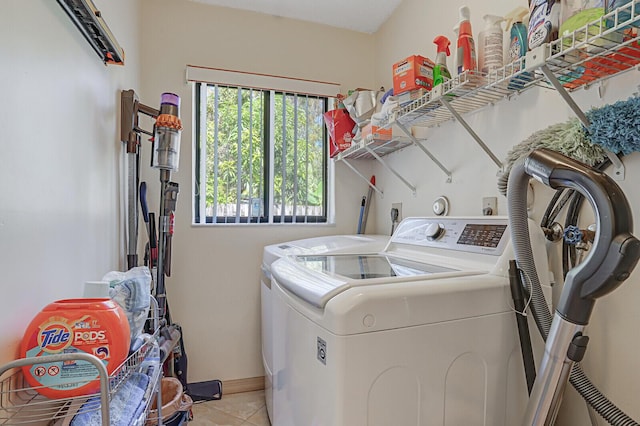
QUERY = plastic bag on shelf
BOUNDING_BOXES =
[323,108,357,157]
[341,90,379,125]
[103,266,152,349]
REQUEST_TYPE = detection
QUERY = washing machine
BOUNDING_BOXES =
[271,217,552,426]
[261,234,389,421]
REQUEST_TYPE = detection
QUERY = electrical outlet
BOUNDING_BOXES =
[482,197,497,216]
[392,202,402,222]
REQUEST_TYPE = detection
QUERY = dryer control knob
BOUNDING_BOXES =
[425,223,445,240]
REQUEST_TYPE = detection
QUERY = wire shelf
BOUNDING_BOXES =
[336,136,415,160]
[0,300,162,425]
[545,7,640,90]
[390,0,640,130]
[335,1,638,188]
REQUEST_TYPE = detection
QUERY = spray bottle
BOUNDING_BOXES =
[455,6,477,75]
[505,7,531,89]
[453,24,460,74]
[529,0,561,49]
[433,36,452,87]
[505,7,529,66]
[478,14,504,75]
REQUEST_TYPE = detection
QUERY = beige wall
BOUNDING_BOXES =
[2,1,637,424]
[374,0,640,424]
[139,0,376,383]
[0,0,140,365]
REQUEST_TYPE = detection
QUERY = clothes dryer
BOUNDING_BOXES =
[271,217,552,426]
[261,234,389,421]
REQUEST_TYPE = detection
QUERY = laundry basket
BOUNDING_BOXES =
[146,377,193,425]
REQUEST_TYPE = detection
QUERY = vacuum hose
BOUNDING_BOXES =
[507,159,553,337]
[508,148,640,425]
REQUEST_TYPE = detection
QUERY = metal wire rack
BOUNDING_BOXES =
[343,0,640,168]
[336,136,415,160]
[393,1,640,130]
[0,298,162,425]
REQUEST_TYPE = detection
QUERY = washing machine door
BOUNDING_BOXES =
[272,253,459,309]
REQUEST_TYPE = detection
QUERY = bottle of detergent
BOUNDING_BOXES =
[478,14,504,75]
[606,0,640,24]
[20,298,130,399]
[433,35,452,87]
[529,0,561,49]
[455,6,477,75]
[505,6,531,90]
[505,7,529,66]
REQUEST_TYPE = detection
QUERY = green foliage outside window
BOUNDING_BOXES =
[197,83,327,223]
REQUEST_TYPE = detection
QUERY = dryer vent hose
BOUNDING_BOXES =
[507,160,639,426]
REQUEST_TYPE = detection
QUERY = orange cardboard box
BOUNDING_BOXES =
[361,123,392,141]
[393,55,435,95]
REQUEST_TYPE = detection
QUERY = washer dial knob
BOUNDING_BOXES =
[425,222,445,240]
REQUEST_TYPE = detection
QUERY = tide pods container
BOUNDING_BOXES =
[20,298,130,399]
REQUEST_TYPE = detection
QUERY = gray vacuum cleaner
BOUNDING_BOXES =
[508,148,640,425]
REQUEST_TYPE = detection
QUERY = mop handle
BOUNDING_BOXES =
[357,196,365,234]
[360,176,375,234]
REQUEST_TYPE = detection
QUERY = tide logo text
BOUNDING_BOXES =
[40,329,71,348]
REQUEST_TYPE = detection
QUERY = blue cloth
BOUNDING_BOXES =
[379,88,394,104]
[70,372,150,426]
[104,266,152,347]
[586,96,640,156]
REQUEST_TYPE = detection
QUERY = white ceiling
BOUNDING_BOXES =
[189,0,404,34]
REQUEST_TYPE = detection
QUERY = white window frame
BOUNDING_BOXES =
[188,66,340,225]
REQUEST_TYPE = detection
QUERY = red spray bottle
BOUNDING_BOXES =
[433,36,452,86]
[455,6,477,75]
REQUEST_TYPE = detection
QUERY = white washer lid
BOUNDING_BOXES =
[271,254,472,308]
[262,234,388,267]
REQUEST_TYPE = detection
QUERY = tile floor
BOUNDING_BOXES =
[189,390,271,426]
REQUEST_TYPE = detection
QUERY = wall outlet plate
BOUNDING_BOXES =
[392,202,402,222]
[482,197,497,216]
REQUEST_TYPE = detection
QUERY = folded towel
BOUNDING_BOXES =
[139,339,161,402]
[70,372,150,426]
[103,266,152,347]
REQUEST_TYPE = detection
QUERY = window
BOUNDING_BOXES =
[193,81,331,224]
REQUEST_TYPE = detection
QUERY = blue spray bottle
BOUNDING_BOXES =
[505,7,531,90]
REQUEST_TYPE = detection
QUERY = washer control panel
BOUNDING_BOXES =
[391,217,510,255]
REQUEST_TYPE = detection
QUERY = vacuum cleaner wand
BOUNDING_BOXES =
[152,93,183,319]
[519,148,640,425]
[120,90,182,318]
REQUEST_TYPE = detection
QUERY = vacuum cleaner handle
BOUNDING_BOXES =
[524,148,640,325]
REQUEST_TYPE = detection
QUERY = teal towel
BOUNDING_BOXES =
[70,372,150,426]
